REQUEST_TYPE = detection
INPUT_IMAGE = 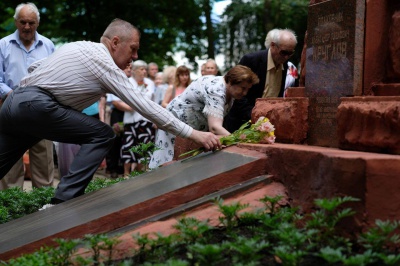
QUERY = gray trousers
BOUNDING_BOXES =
[0,139,54,190]
[0,86,115,201]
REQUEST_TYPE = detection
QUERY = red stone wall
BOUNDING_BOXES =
[364,0,393,95]
[386,10,400,82]
[337,96,400,154]
[240,143,400,228]
[251,98,309,144]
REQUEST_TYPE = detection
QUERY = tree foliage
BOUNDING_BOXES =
[219,0,309,69]
[0,0,309,70]
[0,0,205,67]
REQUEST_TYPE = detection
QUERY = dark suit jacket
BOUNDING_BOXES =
[223,49,289,132]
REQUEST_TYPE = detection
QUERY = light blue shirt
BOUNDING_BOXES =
[82,102,99,116]
[0,30,54,98]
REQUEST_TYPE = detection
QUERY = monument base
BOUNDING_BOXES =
[337,96,400,155]
[371,83,400,96]
[240,143,400,228]
[251,97,309,144]
[285,86,306,97]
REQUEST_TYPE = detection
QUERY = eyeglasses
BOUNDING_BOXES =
[275,43,295,57]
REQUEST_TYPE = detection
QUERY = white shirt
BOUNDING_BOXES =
[20,41,192,138]
[123,77,155,124]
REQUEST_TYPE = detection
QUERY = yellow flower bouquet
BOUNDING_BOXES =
[180,116,276,158]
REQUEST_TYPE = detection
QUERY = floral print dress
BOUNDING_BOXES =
[149,75,232,168]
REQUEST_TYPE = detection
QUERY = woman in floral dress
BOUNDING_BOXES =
[149,65,259,168]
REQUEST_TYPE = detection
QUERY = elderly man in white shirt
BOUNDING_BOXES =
[0,18,221,208]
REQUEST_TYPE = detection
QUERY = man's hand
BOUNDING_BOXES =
[189,130,222,151]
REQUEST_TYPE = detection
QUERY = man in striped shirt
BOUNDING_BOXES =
[0,18,221,207]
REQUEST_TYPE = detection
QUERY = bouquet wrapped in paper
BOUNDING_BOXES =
[112,122,124,136]
[180,116,275,158]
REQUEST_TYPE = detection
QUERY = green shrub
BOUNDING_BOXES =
[0,186,54,223]
[2,191,400,265]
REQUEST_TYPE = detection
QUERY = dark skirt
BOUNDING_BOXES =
[121,121,155,164]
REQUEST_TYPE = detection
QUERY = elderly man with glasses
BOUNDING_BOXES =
[223,28,298,132]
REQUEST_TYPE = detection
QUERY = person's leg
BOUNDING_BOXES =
[57,143,81,179]
[132,121,155,171]
[0,90,39,180]
[0,131,38,181]
[106,109,124,176]
[0,87,115,201]
[106,135,123,177]
[29,139,55,188]
[149,130,175,169]
[0,158,24,190]
[124,162,133,176]
[121,123,135,176]
[38,105,114,201]
[54,120,114,200]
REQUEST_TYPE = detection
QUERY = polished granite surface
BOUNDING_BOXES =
[0,148,267,258]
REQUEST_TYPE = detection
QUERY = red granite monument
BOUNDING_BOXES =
[253,0,400,154]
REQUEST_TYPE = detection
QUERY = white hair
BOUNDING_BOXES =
[132,60,148,70]
[14,2,40,22]
[264,28,297,49]
[148,62,158,68]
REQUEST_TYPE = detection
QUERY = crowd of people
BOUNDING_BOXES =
[0,2,299,207]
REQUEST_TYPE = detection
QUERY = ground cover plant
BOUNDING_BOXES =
[0,177,126,224]
[2,196,400,265]
[0,142,156,224]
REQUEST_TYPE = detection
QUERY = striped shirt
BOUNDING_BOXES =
[20,41,192,138]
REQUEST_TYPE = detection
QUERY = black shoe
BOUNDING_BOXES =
[110,172,119,179]
[50,197,65,205]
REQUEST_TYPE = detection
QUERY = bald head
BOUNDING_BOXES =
[101,18,140,43]
[265,28,297,49]
[266,28,297,65]
[100,18,141,70]
[279,30,297,46]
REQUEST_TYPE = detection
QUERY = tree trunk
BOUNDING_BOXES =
[204,0,215,59]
